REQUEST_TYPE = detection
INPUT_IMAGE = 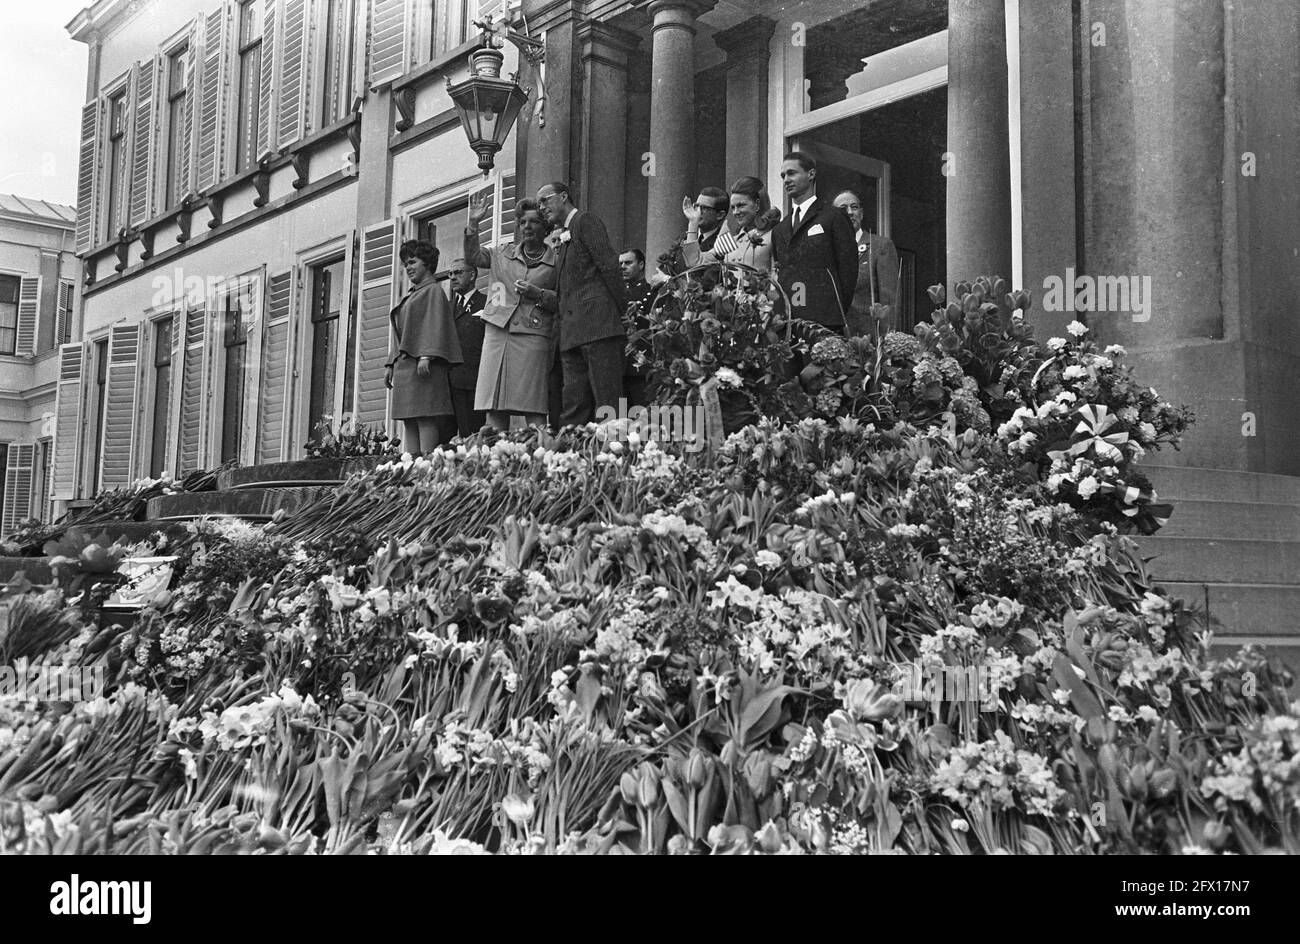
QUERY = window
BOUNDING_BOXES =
[91,338,109,492]
[802,1,948,113]
[235,0,265,174]
[165,45,190,208]
[105,93,128,236]
[320,0,340,126]
[415,201,469,284]
[220,293,248,463]
[432,0,472,60]
[307,257,349,434]
[0,275,18,355]
[150,318,174,477]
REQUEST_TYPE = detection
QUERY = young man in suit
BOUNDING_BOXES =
[441,259,487,440]
[536,182,627,426]
[770,152,859,332]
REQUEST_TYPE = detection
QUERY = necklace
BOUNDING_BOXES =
[520,243,545,265]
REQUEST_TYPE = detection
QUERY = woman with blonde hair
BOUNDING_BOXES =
[463,192,559,429]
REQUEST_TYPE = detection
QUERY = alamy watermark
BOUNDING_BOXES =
[1041,267,1152,322]
[888,662,998,710]
[0,665,106,702]
[594,398,708,453]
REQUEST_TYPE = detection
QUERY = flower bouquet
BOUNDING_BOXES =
[305,412,400,459]
[630,261,806,437]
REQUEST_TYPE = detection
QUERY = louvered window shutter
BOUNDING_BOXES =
[257,0,279,161]
[0,444,36,538]
[180,19,201,200]
[75,100,102,252]
[257,269,294,463]
[129,56,161,226]
[369,0,411,88]
[354,219,397,427]
[276,0,309,148]
[52,343,84,500]
[477,1,505,25]
[99,323,142,490]
[495,171,518,246]
[177,304,208,473]
[196,6,232,192]
[55,281,74,346]
[14,277,40,357]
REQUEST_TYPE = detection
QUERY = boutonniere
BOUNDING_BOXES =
[746,230,766,247]
[558,230,571,245]
[545,230,570,250]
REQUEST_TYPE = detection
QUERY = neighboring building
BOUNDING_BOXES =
[59,1,1300,662]
[0,194,78,532]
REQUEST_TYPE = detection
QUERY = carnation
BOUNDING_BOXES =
[1062,365,1088,380]
[1066,320,1089,337]
[1046,337,1067,352]
[1076,475,1100,499]
[714,367,743,388]
[1104,344,1127,357]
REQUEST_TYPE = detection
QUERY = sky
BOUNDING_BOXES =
[0,1,93,207]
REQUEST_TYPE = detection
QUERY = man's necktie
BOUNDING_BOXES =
[792,206,802,231]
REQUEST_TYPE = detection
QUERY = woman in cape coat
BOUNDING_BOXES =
[385,240,463,453]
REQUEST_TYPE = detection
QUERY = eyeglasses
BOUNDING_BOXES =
[695,202,726,212]
[537,193,562,203]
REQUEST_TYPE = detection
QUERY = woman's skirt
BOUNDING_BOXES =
[474,324,551,415]
[391,354,453,419]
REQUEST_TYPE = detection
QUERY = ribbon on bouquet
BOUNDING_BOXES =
[1047,404,1130,464]
[699,377,726,449]
[1095,479,1173,529]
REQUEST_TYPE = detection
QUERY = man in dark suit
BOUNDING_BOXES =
[770,152,859,331]
[620,248,655,407]
[537,182,626,425]
[442,258,487,440]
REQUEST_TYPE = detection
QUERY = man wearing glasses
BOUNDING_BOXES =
[443,259,487,439]
[536,182,627,425]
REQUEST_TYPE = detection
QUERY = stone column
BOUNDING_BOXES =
[1017,0,1077,342]
[578,21,640,250]
[713,15,775,187]
[945,0,1012,285]
[643,0,717,264]
[518,1,583,201]
[623,50,653,256]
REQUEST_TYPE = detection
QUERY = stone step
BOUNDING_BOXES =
[1138,536,1300,585]
[1209,637,1300,686]
[1142,464,1300,505]
[0,556,52,585]
[217,457,385,491]
[146,486,334,522]
[1162,581,1300,637]
[53,520,191,546]
[1159,499,1300,541]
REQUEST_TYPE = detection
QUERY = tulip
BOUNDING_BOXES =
[637,765,660,809]
[619,770,639,806]
[842,678,903,722]
[755,821,785,854]
[502,792,535,828]
[1203,819,1230,850]
[743,751,773,800]
[1149,768,1177,799]
[685,747,709,789]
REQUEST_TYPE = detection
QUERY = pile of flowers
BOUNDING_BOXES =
[1,406,1295,855]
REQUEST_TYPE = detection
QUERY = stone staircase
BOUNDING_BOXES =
[1139,464,1300,679]
[1,457,383,591]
